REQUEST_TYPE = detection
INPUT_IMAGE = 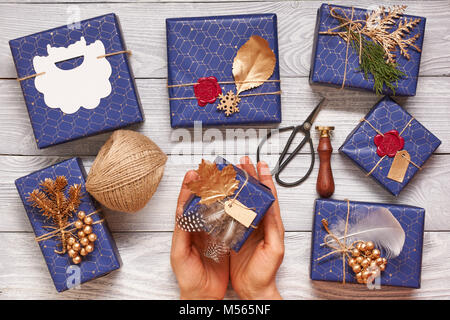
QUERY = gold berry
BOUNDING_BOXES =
[78,231,85,238]
[356,243,362,251]
[352,264,361,273]
[356,256,363,264]
[72,242,81,251]
[77,211,86,220]
[67,237,76,246]
[379,264,386,271]
[74,220,84,229]
[85,244,94,253]
[66,244,72,251]
[361,259,369,268]
[80,237,89,247]
[352,249,360,257]
[72,256,82,264]
[382,258,387,265]
[84,216,94,225]
[80,248,88,256]
[88,233,97,242]
[68,249,77,258]
[366,241,375,250]
[83,225,93,235]
[348,258,356,267]
[360,243,367,251]
[372,249,381,259]
[376,258,384,266]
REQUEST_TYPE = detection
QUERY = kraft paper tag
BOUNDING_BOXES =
[387,150,410,183]
[224,200,257,228]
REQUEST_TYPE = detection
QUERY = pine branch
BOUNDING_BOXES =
[63,184,82,216]
[27,190,58,218]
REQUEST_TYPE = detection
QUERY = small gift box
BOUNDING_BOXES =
[9,13,143,148]
[178,157,275,261]
[310,4,426,96]
[15,157,121,292]
[339,96,441,196]
[310,198,425,288]
[166,14,281,127]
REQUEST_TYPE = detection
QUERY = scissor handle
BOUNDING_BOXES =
[275,135,315,187]
[256,126,296,163]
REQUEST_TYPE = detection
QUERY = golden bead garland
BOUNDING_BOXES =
[348,241,388,284]
[66,211,98,264]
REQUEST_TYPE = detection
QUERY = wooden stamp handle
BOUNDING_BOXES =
[316,126,335,198]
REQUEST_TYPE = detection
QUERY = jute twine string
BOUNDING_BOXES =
[86,130,167,213]
[316,200,362,284]
[17,50,132,82]
[35,210,103,253]
[360,117,422,176]
[167,79,282,101]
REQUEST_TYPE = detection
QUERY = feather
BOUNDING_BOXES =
[325,207,405,259]
[204,239,229,263]
[176,210,206,232]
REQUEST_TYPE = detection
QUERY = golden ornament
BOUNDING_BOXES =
[347,241,388,284]
[216,91,241,116]
[88,233,97,242]
[84,216,93,225]
[72,256,82,264]
[77,211,86,220]
[80,237,89,247]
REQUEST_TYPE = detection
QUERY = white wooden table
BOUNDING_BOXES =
[1,0,449,300]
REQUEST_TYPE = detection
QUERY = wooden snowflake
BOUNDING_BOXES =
[217,90,241,116]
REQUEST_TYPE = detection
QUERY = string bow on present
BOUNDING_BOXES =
[317,200,405,284]
[320,5,422,94]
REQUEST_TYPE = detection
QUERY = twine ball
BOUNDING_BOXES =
[86,130,167,213]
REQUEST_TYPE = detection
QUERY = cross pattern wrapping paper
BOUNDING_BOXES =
[166,14,281,127]
[9,13,143,148]
[339,96,441,196]
[310,199,425,288]
[310,4,426,96]
[15,158,121,292]
[182,157,275,252]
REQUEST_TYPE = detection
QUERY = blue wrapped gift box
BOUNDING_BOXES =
[339,96,441,196]
[183,157,275,252]
[310,199,425,288]
[310,4,426,96]
[9,13,143,148]
[166,14,281,127]
[15,157,121,292]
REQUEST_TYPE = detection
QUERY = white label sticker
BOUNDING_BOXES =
[33,37,112,114]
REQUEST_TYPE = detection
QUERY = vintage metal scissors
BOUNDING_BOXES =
[256,98,326,187]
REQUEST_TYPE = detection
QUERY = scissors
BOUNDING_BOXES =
[256,98,326,187]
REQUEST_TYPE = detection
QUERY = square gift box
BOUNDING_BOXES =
[183,157,275,252]
[15,157,121,292]
[9,13,143,148]
[166,14,281,127]
[310,199,425,288]
[310,4,426,96]
[339,96,441,196]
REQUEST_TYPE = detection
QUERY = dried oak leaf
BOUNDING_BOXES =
[187,159,239,205]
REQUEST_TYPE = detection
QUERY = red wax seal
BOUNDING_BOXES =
[374,130,405,157]
[193,76,222,107]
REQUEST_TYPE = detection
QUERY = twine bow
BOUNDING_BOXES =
[35,209,103,254]
[316,199,362,284]
[320,6,365,88]
[362,117,422,176]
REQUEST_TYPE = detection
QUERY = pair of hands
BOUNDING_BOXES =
[171,156,285,300]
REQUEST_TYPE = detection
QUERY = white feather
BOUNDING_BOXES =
[325,206,405,259]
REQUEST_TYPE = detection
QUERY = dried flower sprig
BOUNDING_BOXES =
[28,176,82,254]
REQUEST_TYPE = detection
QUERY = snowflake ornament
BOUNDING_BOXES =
[217,90,241,116]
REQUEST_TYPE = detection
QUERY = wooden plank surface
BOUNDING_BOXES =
[0,0,449,300]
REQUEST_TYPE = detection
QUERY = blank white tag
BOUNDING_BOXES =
[224,199,257,228]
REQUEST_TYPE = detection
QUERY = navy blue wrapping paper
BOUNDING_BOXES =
[9,13,143,148]
[166,14,281,127]
[310,4,426,96]
[15,158,121,292]
[311,199,425,288]
[340,97,441,196]
[182,157,275,252]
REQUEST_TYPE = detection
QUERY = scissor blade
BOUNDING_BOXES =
[304,97,326,126]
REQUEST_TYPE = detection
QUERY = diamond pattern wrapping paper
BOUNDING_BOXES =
[166,14,281,127]
[182,157,275,252]
[310,4,426,96]
[9,13,143,148]
[339,96,441,196]
[310,199,425,288]
[15,158,121,292]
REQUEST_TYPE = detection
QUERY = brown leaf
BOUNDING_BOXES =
[187,159,239,205]
[232,35,276,95]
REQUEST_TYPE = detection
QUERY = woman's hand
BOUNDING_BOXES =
[170,170,230,300]
[230,156,285,300]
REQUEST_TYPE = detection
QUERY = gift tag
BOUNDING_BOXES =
[224,199,257,228]
[387,150,411,183]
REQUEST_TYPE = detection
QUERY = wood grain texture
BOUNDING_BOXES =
[1,1,450,79]
[0,231,449,299]
[0,76,449,156]
[2,153,449,233]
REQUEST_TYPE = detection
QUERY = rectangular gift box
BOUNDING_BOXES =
[310,199,425,288]
[310,3,426,96]
[9,13,143,148]
[15,157,121,292]
[166,14,281,127]
[183,157,275,252]
[339,96,441,196]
